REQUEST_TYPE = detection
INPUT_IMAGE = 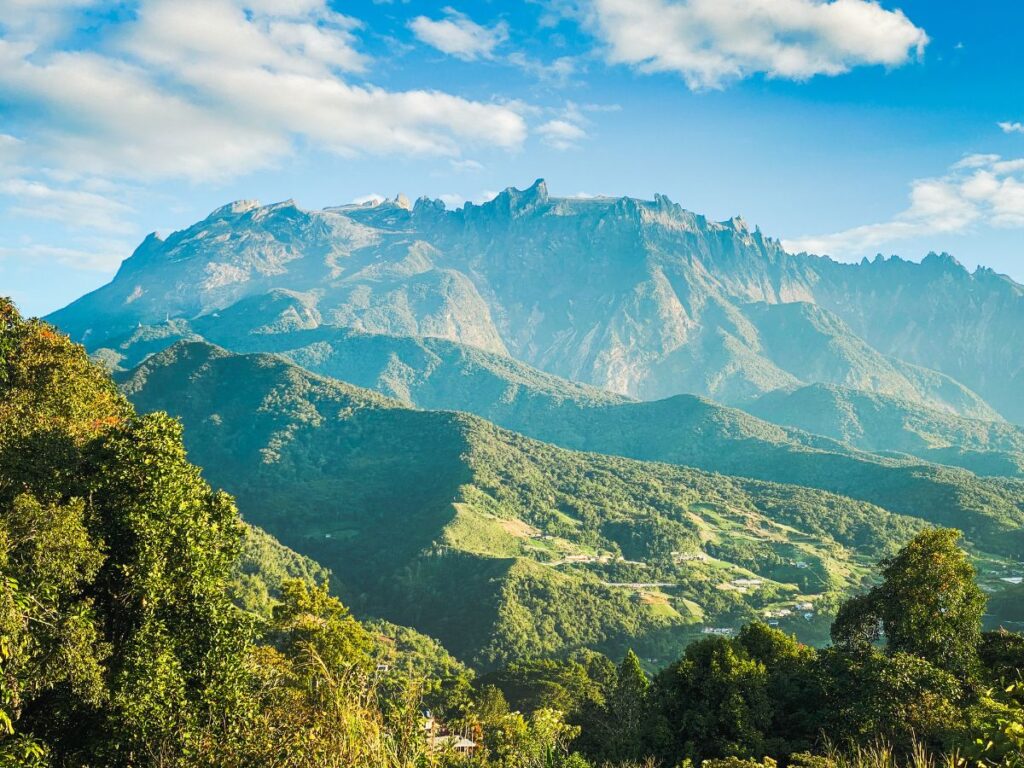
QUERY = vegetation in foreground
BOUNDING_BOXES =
[1,298,1022,767]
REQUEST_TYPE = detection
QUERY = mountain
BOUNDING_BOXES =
[117,341,1024,665]
[746,384,1024,478]
[48,182,1020,421]
[97,320,1024,543]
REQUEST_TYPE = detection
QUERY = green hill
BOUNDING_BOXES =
[103,321,1024,552]
[118,341,1024,666]
[746,383,1024,477]
[111,328,1024,553]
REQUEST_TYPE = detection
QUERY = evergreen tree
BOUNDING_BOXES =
[606,649,650,762]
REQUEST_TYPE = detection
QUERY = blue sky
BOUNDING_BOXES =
[1,0,1022,317]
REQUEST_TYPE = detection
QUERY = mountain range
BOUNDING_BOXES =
[41,182,1024,661]
[48,181,1024,421]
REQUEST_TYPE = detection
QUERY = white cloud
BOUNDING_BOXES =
[999,121,1024,135]
[0,133,22,169]
[538,119,587,150]
[450,158,484,172]
[409,7,508,61]
[536,101,605,150]
[783,153,1024,256]
[0,0,104,43]
[506,52,582,86]
[0,177,134,232]
[587,0,928,89]
[0,238,132,271]
[0,0,528,182]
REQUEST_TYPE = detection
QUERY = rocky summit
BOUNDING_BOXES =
[48,180,1024,422]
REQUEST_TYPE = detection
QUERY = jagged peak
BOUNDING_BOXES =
[724,215,749,232]
[264,198,298,211]
[921,251,965,271]
[206,199,261,219]
[525,178,548,199]
[481,178,550,216]
[413,195,446,215]
[393,193,412,211]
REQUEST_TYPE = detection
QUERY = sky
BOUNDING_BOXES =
[1,0,1023,317]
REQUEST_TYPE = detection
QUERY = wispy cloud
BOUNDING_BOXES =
[409,7,508,61]
[536,102,613,150]
[350,193,386,206]
[538,119,587,150]
[506,52,582,86]
[449,158,484,172]
[0,238,133,272]
[582,0,928,90]
[0,178,134,233]
[999,121,1024,135]
[0,0,529,184]
[783,153,1024,256]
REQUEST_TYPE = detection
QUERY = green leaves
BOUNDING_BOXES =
[833,528,986,680]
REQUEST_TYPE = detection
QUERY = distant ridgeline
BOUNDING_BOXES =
[43,184,1024,661]
[3,298,1024,767]
[50,181,1023,420]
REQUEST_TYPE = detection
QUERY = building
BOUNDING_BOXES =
[422,711,478,757]
[428,734,478,756]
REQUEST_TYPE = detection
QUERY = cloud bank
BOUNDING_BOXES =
[0,0,528,184]
[588,0,928,89]
[783,153,1024,257]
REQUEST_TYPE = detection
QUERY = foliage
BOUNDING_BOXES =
[832,529,985,679]
[0,298,250,765]
[115,341,952,667]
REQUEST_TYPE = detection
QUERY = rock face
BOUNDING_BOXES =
[47,179,1024,422]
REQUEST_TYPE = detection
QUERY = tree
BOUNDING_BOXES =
[737,622,822,755]
[485,707,584,768]
[832,528,985,680]
[597,649,650,762]
[652,636,771,763]
[0,299,253,765]
[979,629,1024,685]
[816,647,963,750]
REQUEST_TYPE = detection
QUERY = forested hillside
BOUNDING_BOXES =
[94,321,1024,543]
[3,301,1024,766]
[746,383,1024,477]
[116,340,1024,666]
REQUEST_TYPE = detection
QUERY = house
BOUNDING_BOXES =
[429,734,478,756]
[733,578,763,587]
[795,601,814,611]
[422,711,478,757]
[702,627,735,636]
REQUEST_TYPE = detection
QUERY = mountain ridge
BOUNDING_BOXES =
[48,181,1023,420]
[117,340,938,663]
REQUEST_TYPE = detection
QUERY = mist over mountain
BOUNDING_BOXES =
[47,181,1024,422]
